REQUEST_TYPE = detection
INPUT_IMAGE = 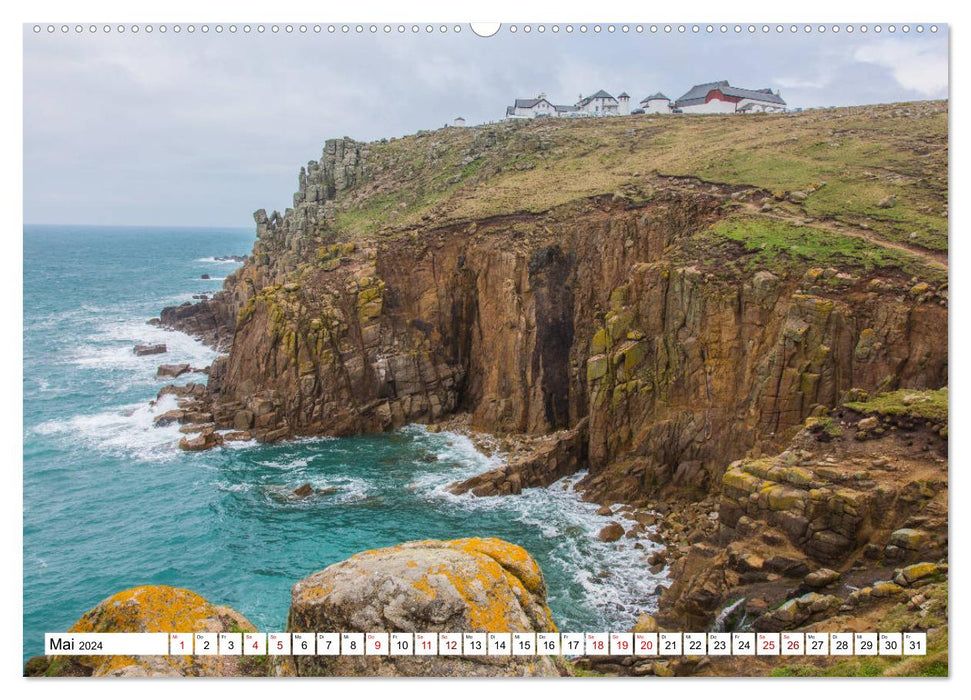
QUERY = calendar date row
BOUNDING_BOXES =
[47,631,926,657]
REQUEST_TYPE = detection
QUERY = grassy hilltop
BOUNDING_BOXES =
[327,101,947,260]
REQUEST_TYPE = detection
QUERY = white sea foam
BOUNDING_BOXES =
[157,293,199,305]
[214,481,253,493]
[314,475,373,504]
[70,318,218,380]
[416,451,665,630]
[255,456,313,470]
[31,394,188,463]
[195,257,245,264]
[219,437,260,450]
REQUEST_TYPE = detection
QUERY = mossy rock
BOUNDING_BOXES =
[844,388,947,423]
[587,354,609,382]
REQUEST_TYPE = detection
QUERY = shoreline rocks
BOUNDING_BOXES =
[179,428,224,451]
[156,363,191,379]
[597,522,625,543]
[449,419,587,497]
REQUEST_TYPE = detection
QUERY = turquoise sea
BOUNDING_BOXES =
[22,225,663,663]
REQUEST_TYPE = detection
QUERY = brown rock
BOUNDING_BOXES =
[179,429,223,451]
[153,409,185,427]
[156,363,191,379]
[598,522,625,542]
[292,483,315,498]
[805,568,840,588]
[234,410,254,431]
[133,343,167,356]
[632,614,659,633]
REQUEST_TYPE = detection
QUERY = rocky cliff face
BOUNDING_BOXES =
[162,104,948,507]
[651,390,947,650]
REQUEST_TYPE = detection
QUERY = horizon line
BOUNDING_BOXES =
[23,222,254,230]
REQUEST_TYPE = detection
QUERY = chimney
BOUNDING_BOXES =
[618,92,631,115]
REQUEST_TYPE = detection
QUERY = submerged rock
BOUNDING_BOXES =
[133,343,167,356]
[284,538,562,677]
[292,483,314,498]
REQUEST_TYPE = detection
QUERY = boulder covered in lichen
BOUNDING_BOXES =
[284,537,564,677]
[28,585,256,677]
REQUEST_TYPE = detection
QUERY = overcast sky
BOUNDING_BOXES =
[23,25,948,227]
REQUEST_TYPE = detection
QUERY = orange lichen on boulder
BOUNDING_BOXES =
[286,537,560,676]
[71,585,250,634]
[38,585,255,677]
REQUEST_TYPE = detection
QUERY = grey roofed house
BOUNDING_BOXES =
[506,97,556,116]
[618,92,630,98]
[720,85,786,104]
[675,80,786,107]
[554,105,575,112]
[578,89,618,106]
[641,92,670,103]
[675,80,732,106]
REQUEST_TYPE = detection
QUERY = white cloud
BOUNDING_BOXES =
[854,38,948,96]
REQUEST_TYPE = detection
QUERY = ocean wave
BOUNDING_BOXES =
[403,427,503,491]
[319,476,373,503]
[214,481,253,493]
[30,394,188,463]
[69,319,218,376]
[255,456,314,470]
[195,257,245,264]
[219,437,260,450]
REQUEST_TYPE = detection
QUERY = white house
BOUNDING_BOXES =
[575,89,620,115]
[505,97,559,118]
[453,116,466,127]
[674,80,786,114]
[639,92,672,114]
[505,90,629,119]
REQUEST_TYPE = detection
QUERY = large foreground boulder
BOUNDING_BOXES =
[285,538,564,677]
[27,586,256,677]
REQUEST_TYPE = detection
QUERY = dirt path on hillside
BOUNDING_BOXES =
[740,200,948,270]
